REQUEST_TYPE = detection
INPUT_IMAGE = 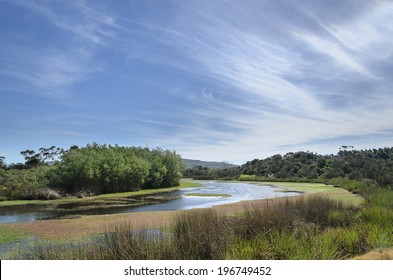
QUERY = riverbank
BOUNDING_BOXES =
[0,181,361,240]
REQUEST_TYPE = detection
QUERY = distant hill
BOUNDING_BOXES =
[182,158,239,169]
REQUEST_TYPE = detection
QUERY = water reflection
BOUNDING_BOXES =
[0,181,301,224]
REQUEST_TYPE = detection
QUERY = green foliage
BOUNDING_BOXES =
[183,165,241,180]
[184,147,393,185]
[46,144,183,195]
[0,144,183,199]
[0,166,55,200]
[239,148,393,189]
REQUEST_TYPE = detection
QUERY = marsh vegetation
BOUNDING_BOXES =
[1,145,393,259]
[2,180,392,260]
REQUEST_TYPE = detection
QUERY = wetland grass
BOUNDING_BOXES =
[4,184,392,260]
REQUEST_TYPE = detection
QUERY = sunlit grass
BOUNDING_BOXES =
[0,227,29,246]
[265,182,365,206]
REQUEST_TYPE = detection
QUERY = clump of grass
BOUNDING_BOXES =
[173,208,228,259]
[368,189,393,209]
[226,195,361,260]
[234,199,296,238]
[102,222,173,259]
[294,195,356,227]
[225,235,272,260]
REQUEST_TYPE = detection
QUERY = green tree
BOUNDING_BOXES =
[21,146,62,167]
[160,150,183,187]
[145,156,167,189]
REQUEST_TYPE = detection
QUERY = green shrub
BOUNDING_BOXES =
[225,236,272,259]
[1,167,51,200]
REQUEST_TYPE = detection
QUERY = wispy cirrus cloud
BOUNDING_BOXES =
[124,0,393,161]
[7,0,118,45]
[0,0,118,99]
[0,46,95,99]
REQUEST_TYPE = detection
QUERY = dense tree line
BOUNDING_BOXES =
[0,144,183,200]
[184,147,393,189]
[240,147,393,188]
[183,165,241,180]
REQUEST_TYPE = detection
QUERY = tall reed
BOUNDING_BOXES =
[173,208,228,259]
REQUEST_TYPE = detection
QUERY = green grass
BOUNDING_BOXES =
[0,227,29,246]
[265,182,365,206]
[265,182,335,193]
[236,179,365,205]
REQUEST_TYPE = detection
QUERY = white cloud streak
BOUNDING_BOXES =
[130,0,393,161]
[0,46,94,99]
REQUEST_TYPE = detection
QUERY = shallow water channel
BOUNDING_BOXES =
[0,181,301,224]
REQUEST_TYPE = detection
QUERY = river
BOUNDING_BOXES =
[0,181,301,224]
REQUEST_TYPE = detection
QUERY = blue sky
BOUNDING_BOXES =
[1,0,393,164]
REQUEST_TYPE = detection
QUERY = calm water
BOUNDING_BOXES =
[0,181,301,224]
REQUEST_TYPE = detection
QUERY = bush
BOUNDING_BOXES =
[1,167,51,200]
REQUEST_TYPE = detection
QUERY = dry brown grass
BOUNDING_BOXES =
[352,248,393,260]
